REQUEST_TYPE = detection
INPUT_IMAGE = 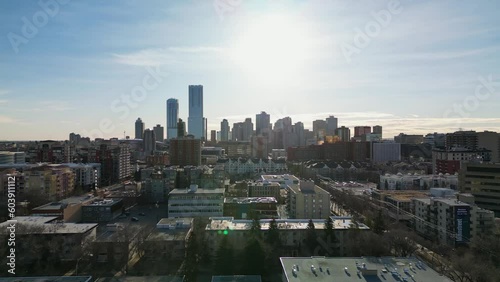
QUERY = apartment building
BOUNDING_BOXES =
[287,180,331,219]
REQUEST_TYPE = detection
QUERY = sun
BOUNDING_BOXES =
[229,14,312,85]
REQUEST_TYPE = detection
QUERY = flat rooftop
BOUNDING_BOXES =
[280,256,451,282]
[84,198,122,207]
[211,276,262,282]
[0,217,97,234]
[146,229,191,242]
[224,197,277,204]
[157,217,193,229]
[33,195,96,211]
[261,174,299,182]
[413,197,469,206]
[206,217,369,231]
[169,188,225,195]
[375,190,429,202]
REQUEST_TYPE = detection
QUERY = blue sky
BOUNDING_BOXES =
[1,0,500,140]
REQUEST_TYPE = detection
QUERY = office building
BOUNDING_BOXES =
[325,116,338,136]
[334,126,350,142]
[168,185,224,217]
[432,147,491,174]
[188,85,207,140]
[373,125,383,137]
[477,131,500,163]
[287,180,331,219]
[0,151,25,164]
[143,128,156,156]
[312,119,327,140]
[394,133,424,144]
[256,111,271,136]
[135,118,144,139]
[210,130,217,143]
[167,98,179,140]
[220,119,230,141]
[354,126,371,138]
[243,118,253,141]
[446,131,478,149]
[459,162,500,216]
[177,118,186,138]
[232,122,243,141]
[424,132,446,148]
[169,136,202,166]
[153,124,164,143]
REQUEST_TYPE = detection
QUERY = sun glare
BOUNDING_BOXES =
[229,14,311,85]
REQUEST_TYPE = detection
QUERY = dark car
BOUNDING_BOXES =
[139,212,146,216]
[131,217,139,221]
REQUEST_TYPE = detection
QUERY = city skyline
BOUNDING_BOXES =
[1,1,500,140]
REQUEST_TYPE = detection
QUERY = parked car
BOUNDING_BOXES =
[139,212,146,216]
[131,217,139,222]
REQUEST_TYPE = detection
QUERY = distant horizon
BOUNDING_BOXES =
[1,1,499,140]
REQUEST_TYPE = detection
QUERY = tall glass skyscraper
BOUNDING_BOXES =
[188,85,206,140]
[220,119,230,141]
[135,117,144,139]
[166,98,178,140]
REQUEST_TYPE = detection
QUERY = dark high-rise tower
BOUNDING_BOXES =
[153,124,164,142]
[167,98,179,140]
[177,118,186,138]
[135,118,144,139]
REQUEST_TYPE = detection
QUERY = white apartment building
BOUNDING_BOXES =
[168,185,224,218]
[205,216,369,257]
[380,173,458,190]
[287,180,331,219]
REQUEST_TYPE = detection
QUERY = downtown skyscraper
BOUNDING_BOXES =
[135,117,144,139]
[188,85,206,140]
[220,119,230,141]
[166,98,179,140]
[256,111,270,136]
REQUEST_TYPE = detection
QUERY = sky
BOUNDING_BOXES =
[1,0,500,141]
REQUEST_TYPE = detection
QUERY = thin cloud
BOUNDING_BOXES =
[113,46,225,66]
[39,101,75,111]
[0,115,19,124]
